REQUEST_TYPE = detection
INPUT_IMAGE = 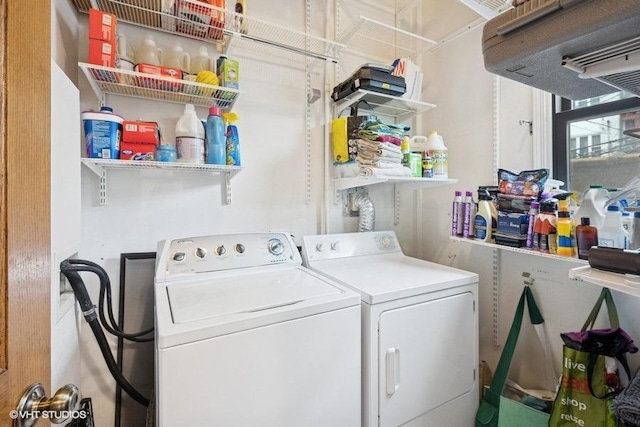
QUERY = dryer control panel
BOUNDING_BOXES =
[157,232,301,278]
[301,231,402,262]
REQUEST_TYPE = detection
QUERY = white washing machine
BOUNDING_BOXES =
[154,232,361,426]
[301,231,479,427]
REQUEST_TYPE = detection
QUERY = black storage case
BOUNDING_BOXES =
[332,66,406,102]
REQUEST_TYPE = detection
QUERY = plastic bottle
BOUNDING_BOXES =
[175,104,205,164]
[556,199,576,257]
[535,200,557,254]
[164,42,190,71]
[191,46,214,75]
[135,34,162,66]
[598,205,629,249]
[474,189,495,242]
[573,185,608,229]
[462,191,475,239]
[452,190,463,237]
[205,107,226,165]
[576,217,598,260]
[525,201,540,249]
[630,211,640,250]
[400,137,410,168]
[425,131,448,178]
[222,111,241,166]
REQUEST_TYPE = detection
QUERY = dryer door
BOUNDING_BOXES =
[378,292,476,427]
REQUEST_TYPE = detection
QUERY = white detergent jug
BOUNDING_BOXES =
[190,46,214,75]
[573,185,608,229]
[116,33,135,71]
[135,34,162,66]
[165,43,190,72]
[424,131,448,178]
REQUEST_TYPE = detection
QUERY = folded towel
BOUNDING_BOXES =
[356,139,403,155]
[357,158,404,168]
[360,166,412,177]
[357,150,404,162]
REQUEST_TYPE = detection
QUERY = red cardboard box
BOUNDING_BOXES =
[134,63,184,92]
[120,141,157,161]
[176,0,225,40]
[88,39,116,67]
[89,9,117,43]
[122,121,161,145]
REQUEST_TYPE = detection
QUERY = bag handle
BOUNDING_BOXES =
[581,287,620,331]
[484,286,544,406]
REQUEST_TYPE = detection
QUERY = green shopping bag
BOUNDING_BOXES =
[549,288,636,427]
[476,286,552,427]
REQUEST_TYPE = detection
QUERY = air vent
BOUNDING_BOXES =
[563,36,640,97]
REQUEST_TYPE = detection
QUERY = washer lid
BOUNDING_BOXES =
[307,254,478,304]
[167,268,343,324]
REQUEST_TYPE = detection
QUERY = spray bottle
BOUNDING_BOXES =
[556,198,576,257]
[222,111,241,166]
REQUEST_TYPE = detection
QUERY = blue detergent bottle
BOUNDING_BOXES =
[223,111,241,166]
[205,106,226,165]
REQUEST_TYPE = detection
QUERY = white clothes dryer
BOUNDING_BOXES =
[301,231,479,427]
[154,232,361,426]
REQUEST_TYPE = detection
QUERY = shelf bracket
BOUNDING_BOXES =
[225,172,232,205]
[394,184,401,226]
[492,247,500,347]
[82,161,108,205]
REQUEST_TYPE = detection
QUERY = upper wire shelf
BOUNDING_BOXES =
[71,0,344,63]
[79,62,242,108]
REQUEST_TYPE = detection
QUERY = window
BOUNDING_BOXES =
[552,91,640,194]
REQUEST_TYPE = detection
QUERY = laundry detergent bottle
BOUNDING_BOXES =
[175,104,205,163]
[222,111,240,166]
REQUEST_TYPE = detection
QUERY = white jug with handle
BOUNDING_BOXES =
[190,46,214,75]
[116,33,135,71]
[165,43,191,72]
[135,34,162,66]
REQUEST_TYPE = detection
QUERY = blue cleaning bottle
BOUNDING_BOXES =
[223,112,241,166]
[205,106,226,165]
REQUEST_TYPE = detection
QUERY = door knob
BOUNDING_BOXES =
[13,383,81,427]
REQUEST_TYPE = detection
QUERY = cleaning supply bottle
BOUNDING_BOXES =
[576,217,598,260]
[630,211,640,250]
[452,190,463,237]
[556,199,576,257]
[474,188,496,242]
[535,200,557,254]
[175,104,205,164]
[525,201,540,249]
[222,111,240,166]
[205,107,226,165]
[573,185,608,229]
[425,131,448,178]
[401,137,411,168]
[462,191,475,239]
[598,204,629,249]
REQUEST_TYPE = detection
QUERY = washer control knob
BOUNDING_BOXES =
[330,242,339,251]
[215,245,226,256]
[195,247,207,259]
[380,236,391,248]
[316,243,324,252]
[173,252,186,262]
[235,244,245,254]
[268,239,285,256]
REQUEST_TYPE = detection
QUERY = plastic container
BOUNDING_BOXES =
[598,205,629,249]
[576,217,598,260]
[534,200,557,253]
[191,46,215,75]
[156,145,177,162]
[165,42,190,71]
[630,211,640,250]
[82,106,123,159]
[223,112,241,166]
[573,185,608,229]
[205,107,226,165]
[525,201,540,249]
[475,189,496,242]
[135,34,162,66]
[175,104,205,164]
[462,191,475,238]
[424,131,448,178]
[452,190,463,237]
[556,199,576,257]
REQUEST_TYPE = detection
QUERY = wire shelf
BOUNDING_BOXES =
[79,62,242,108]
[71,0,343,62]
[338,16,437,62]
[333,89,436,121]
[82,158,242,175]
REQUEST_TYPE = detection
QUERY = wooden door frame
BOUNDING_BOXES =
[0,0,52,419]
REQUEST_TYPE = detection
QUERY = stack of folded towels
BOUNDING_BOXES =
[355,119,412,177]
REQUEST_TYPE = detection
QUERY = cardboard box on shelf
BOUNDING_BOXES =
[218,57,239,89]
[88,39,116,68]
[88,8,117,43]
[134,63,184,92]
[119,141,157,161]
[176,0,225,40]
[122,121,161,145]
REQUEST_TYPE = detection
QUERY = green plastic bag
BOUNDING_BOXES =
[549,288,631,427]
[476,286,551,427]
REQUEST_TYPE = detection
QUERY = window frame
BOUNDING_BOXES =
[552,95,640,190]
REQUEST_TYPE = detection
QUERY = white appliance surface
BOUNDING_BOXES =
[155,232,361,427]
[301,230,479,427]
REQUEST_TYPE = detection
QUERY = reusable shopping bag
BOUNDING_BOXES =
[549,288,638,427]
[476,286,552,427]
[331,101,375,163]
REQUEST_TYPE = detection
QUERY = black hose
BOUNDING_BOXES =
[60,261,151,407]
